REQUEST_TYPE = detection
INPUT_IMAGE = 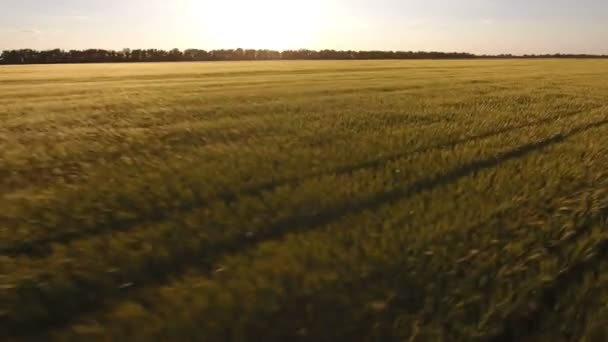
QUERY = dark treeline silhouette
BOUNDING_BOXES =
[1,48,606,65]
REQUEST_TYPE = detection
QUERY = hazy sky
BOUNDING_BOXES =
[1,0,607,54]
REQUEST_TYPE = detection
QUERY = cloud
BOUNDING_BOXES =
[16,28,63,35]
[407,18,430,27]
[1,27,64,43]
[19,29,42,34]
[481,18,494,25]
[65,15,91,22]
[26,14,94,25]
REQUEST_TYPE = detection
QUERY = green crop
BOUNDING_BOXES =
[2,59,608,341]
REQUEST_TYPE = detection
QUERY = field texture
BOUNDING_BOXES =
[2,60,608,341]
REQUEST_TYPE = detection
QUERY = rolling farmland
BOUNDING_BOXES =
[2,59,608,341]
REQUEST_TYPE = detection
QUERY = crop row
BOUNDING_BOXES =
[1,102,596,255]
[45,111,608,341]
[1,107,605,337]
[3,84,579,194]
[1,90,445,192]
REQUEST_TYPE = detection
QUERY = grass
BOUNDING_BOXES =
[2,59,608,341]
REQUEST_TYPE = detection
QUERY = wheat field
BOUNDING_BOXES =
[2,59,608,341]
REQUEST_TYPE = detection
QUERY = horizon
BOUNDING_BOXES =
[2,47,607,57]
[1,0,607,55]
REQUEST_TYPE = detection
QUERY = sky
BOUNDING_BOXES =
[0,0,607,54]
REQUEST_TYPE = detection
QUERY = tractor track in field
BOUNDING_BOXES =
[6,115,608,338]
[0,107,598,257]
[246,169,608,342]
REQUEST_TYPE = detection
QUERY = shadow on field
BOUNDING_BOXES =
[8,116,608,338]
[259,183,608,342]
[0,107,596,257]
[242,118,608,249]
[486,225,608,341]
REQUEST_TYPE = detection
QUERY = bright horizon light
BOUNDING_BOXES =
[1,0,608,55]
[192,0,328,50]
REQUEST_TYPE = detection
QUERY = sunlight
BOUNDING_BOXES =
[192,0,325,50]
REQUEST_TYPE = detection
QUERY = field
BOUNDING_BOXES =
[2,59,608,341]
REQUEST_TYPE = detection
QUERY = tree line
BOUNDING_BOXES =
[1,48,606,65]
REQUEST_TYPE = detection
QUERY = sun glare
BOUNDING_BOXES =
[193,0,325,50]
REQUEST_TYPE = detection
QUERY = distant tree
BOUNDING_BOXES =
[0,48,605,65]
[168,48,183,61]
